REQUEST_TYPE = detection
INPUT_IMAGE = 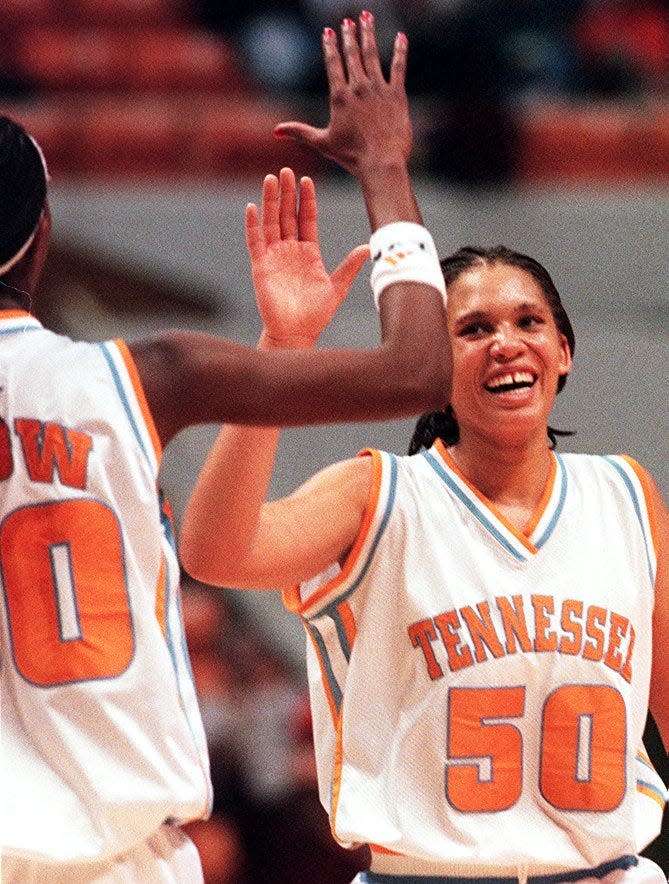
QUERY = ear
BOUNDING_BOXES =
[557,333,572,377]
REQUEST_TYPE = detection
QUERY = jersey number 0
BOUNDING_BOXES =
[1,499,134,687]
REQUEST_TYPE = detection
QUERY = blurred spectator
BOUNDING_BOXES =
[196,0,321,94]
[182,583,248,882]
[182,581,366,882]
[0,23,33,101]
[196,0,401,94]
[574,0,669,98]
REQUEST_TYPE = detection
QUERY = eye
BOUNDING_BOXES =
[518,314,544,330]
[459,321,491,337]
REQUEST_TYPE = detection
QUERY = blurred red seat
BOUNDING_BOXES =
[67,0,182,27]
[1,0,59,24]
[192,99,326,178]
[125,30,248,92]
[0,101,80,176]
[11,27,249,94]
[76,98,187,176]
[11,28,127,91]
[518,103,669,183]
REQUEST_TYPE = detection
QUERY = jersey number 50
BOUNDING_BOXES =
[445,685,626,813]
[1,499,134,687]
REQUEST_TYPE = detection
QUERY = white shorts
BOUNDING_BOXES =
[1,823,203,884]
[351,855,667,884]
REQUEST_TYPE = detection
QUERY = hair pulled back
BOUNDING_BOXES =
[408,246,575,456]
[0,116,47,273]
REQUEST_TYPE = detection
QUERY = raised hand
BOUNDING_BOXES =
[274,13,411,179]
[246,166,369,348]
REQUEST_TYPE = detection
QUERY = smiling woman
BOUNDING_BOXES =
[409,246,575,459]
[181,230,668,883]
[179,12,668,884]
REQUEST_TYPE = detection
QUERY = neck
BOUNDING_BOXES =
[448,428,552,507]
[0,291,31,313]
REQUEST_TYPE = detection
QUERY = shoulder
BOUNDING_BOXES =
[291,453,376,506]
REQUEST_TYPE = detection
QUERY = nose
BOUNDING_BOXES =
[489,324,524,361]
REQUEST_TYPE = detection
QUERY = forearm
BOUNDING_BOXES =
[358,159,423,230]
[179,332,286,586]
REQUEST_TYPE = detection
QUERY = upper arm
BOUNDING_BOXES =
[647,475,669,751]
[197,456,374,590]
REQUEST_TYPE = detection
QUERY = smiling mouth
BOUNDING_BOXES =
[484,371,536,394]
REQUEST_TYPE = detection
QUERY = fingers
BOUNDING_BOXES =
[274,121,324,148]
[278,167,298,240]
[253,169,314,247]
[330,244,371,304]
[261,173,281,245]
[340,17,366,85]
[244,202,264,263]
[322,26,346,95]
[389,31,408,88]
[297,176,318,244]
[359,11,384,82]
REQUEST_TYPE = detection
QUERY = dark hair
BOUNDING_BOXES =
[0,116,47,273]
[408,245,576,455]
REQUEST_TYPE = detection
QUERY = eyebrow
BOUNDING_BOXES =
[455,301,547,327]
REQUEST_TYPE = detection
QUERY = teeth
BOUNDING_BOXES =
[486,371,535,390]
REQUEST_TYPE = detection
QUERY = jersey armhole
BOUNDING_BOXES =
[282,449,384,618]
[619,455,660,558]
[111,339,163,466]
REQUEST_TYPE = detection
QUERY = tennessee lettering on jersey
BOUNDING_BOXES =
[289,444,666,876]
[409,593,635,683]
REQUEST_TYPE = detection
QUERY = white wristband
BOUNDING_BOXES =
[369,221,447,310]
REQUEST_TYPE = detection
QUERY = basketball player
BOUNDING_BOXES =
[0,16,448,883]
[179,15,669,884]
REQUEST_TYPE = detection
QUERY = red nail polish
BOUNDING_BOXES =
[361,10,373,21]
[396,32,408,46]
[343,18,355,28]
[323,26,335,38]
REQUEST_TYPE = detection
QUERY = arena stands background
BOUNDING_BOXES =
[3,0,667,880]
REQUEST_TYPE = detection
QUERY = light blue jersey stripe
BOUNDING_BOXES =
[310,453,399,620]
[423,450,527,562]
[0,323,40,336]
[637,778,667,805]
[306,620,343,714]
[603,457,655,586]
[98,342,151,467]
[331,608,352,662]
[534,454,568,549]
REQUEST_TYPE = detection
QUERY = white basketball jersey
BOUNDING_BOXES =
[285,440,666,877]
[0,311,212,863]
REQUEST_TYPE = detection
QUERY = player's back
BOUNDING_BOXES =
[0,310,211,864]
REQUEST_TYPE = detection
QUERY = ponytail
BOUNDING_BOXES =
[408,409,574,455]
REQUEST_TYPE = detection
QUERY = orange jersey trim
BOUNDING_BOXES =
[433,440,560,555]
[114,339,162,462]
[637,782,667,810]
[283,450,382,617]
[338,601,357,650]
[0,309,33,319]
[370,844,403,856]
[330,709,346,843]
[155,555,167,639]
[620,455,659,561]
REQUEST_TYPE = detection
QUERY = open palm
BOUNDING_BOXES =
[246,168,368,346]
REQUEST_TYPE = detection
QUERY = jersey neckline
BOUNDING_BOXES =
[0,310,42,335]
[424,440,567,562]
